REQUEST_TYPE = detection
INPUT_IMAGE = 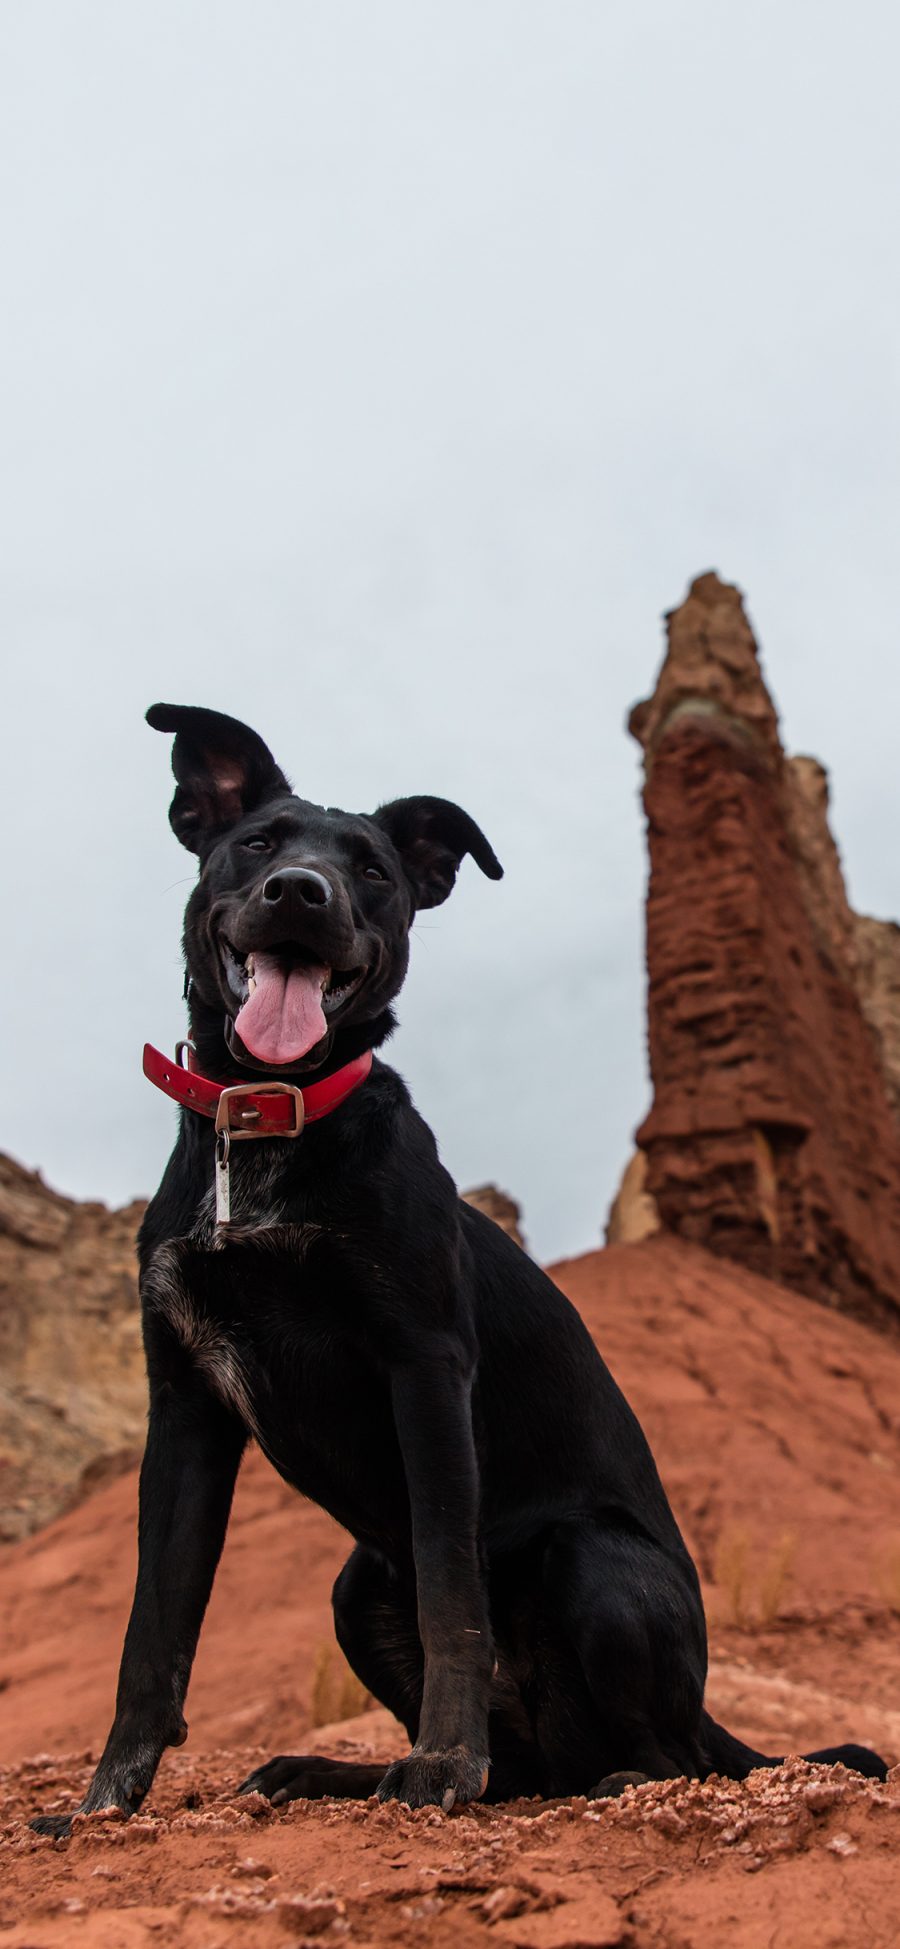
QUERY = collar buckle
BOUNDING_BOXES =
[213,1081,306,1141]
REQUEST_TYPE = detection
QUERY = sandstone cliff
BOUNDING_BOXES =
[785,754,900,1126]
[0,1154,146,1540]
[623,572,900,1328]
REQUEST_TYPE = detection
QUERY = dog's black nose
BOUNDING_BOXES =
[262,868,333,908]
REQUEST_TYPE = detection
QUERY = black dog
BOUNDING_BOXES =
[33,704,885,1835]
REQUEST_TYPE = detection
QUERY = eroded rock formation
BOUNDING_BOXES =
[461,1184,526,1249]
[853,914,900,1125]
[784,754,900,1126]
[605,1152,660,1246]
[628,571,900,1328]
[0,1155,147,1540]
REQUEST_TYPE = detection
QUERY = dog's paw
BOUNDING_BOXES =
[238,1755,341,1806]
[29,1795,131,1840]
[376,1744,489,1812]
[30,1812,76,1839]
[30,1750,158,1838]
[589,1769,651,1799]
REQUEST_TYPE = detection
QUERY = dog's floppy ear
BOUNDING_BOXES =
[146,704,292,854]
[373,796,503,910]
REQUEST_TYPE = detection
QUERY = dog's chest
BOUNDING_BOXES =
[142,1208,399,1527]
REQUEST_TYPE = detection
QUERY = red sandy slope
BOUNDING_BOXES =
[2,1237,900,1946]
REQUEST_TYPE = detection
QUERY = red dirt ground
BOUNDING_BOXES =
[3,1236,900,1946]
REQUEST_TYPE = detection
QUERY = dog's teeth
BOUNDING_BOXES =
[247,976,257,996]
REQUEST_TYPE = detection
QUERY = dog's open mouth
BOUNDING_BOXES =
[221,940,367,1064]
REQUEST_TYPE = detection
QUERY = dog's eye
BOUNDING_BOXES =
[362,863,387,882]
[243,837,270,853]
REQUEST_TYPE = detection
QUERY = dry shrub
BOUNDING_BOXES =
[714,1524,750,1627]
[757,1530,796,1625]
[310,1641,371,1727]
[712,1525,796,1627]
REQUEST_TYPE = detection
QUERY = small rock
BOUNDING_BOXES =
[827,1832,859,1856]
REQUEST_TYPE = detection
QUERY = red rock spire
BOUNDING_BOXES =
[629,572,900,1329]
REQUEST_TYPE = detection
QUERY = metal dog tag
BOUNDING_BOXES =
[215,1131,231,1225]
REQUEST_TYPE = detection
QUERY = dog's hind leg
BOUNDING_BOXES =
[542,1528,888,1792]
[242,1545,424,1806]
[242,1544,546,1806]
[332,1545,424,1741]
[238,1753,389,1803]
[534,1519,709,1797]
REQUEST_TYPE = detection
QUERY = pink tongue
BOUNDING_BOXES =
[234,953,328,1065]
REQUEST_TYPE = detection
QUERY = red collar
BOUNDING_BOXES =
[143,1041,373,1141]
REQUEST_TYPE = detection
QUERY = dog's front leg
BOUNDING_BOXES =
[31,1377,245,1836]
[377,1350,493,1811]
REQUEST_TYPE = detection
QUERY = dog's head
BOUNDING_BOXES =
[148,704,503,1073]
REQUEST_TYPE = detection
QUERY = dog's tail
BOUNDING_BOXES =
[699,1711,887,1782]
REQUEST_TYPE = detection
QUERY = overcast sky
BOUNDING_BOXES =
[3,2,899,1262]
